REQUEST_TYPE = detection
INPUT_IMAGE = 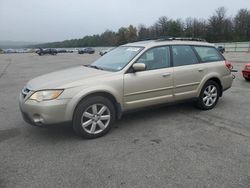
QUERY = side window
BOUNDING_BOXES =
[137,46,170,70]
[172,45,198,67]
[194,46,224,62]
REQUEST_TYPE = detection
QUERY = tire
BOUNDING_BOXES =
[196,80,220,110]
[245,78,250,81]
[73,96,116,139]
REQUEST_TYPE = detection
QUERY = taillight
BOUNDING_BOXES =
[225,60,233,70]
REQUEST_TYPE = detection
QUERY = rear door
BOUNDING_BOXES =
[172,45,205,100]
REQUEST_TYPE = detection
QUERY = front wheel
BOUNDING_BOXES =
[196,80,220,110]
[73,96,116,139]
[245,78,250,81]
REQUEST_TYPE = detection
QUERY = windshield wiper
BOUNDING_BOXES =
[84,65,103,70]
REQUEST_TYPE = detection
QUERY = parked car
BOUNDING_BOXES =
[217,46,225,54]
[36,48,57,56]
[78,47,95,54]
[66,50,74,53]
[99,48,114,56]
[19,38,234,139]
[56,49,67,53]
[3,49,16,53]
[242,63,250,81]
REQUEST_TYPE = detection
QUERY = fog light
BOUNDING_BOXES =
[33,114,44,125]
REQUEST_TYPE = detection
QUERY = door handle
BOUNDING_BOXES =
[198,68,204,72]
[162,73,171,77]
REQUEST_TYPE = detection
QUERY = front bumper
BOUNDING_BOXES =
[242,70,250,79]
[19,94,71,126]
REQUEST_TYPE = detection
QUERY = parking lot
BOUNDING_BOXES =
[0,52,250,188]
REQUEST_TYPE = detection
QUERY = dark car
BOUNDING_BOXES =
[36,48,57,56]
[78,47,95,54]
[99,48,114,56]
[56,49,67,53]
[217,46,225,54]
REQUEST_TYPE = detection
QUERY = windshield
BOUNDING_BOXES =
[91,46,143,71]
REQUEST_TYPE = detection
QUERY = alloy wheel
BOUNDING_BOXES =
[81,104,111,134]
[203,85,218,107]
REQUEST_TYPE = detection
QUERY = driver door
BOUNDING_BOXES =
[123,46,174,110]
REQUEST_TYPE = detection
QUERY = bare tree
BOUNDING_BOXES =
[138,24,151,40]
[207,7,233,42]
[156,16,169,36]
[234,9,250,41]
[185,18,207,38]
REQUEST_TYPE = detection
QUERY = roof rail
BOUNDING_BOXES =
[155,37,206,42]
[155,36,173,41]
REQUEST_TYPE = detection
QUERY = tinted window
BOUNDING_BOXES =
[137,46,170,70]
[172,45,198,66]
[194,46,224,62]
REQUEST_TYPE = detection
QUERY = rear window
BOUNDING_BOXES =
[194,46,224,62]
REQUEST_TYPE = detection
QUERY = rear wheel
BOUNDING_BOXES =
[196,80,220,110]
[73,96,116,139]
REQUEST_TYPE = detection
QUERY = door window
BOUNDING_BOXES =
[137,46,170,70]
[172,45,198,67]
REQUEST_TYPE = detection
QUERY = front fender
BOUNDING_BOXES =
[64,85,123,122]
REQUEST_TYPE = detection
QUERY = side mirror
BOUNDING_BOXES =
[132,63,146,72]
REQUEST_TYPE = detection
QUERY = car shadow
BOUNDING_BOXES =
[114,101,199,130]
[21,101,199,141]
[23,123,80,142]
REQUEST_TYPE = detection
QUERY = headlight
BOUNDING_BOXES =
[29,90,63,102]
[246,66,250,70]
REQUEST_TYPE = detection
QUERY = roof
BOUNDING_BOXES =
[123,38,214,48]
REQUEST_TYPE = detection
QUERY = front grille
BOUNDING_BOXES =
[22,87,31,99]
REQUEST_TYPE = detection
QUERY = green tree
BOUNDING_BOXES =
[117,27,128,45]
[100,30,117,46]
[34,7,250,48]
[117,25,138,45]
[126,25,137,42]
[168,19,184,37]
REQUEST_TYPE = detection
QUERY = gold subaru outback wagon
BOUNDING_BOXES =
[19,38,234,138]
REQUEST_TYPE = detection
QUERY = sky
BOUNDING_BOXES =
[0,0,249,43]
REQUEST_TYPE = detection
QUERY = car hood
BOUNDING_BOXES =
[26,66,110,90]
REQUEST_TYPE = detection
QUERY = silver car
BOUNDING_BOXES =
[19,38,234,138]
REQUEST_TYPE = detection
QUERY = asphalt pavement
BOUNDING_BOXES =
[0,53,250,188]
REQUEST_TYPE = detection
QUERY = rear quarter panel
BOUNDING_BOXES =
[196,61,233,97]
